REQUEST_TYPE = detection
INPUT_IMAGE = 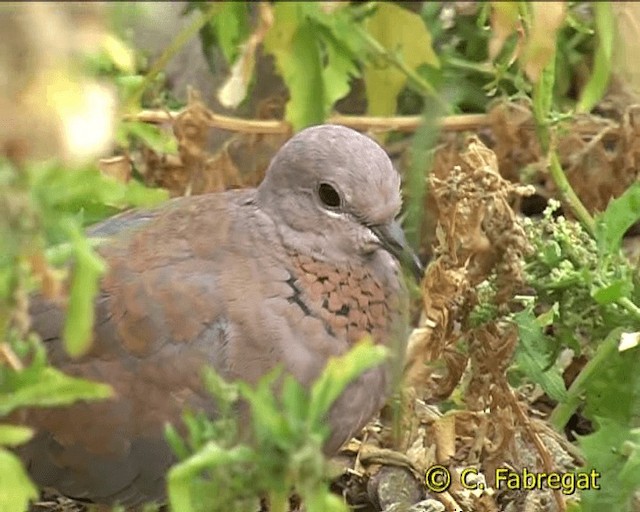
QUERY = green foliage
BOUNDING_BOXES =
[595,182,640,256]
[177,3,601,128]
[0,346,111,417]
[579,419,640,510]
[0,156,166,509]
[524,202,634,345]
[576,2,614,113]
[264,3,326,130]
[363,2,439,117]
[190,2,252,66]
[512,306,567,403]
[167,341,387,512]
[521,195,640,511]
[264,3,365,130]
[0,448,38,512]
[403,102,442,250]
[0,2,626,510]
[116,121,178,155]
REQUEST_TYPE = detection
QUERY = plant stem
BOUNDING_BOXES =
[546,152,640,319]
[548,149,596,237]
[354,26,452,114]
[618,297,640,322]
[126,3,220,111]
[549,329,619,430]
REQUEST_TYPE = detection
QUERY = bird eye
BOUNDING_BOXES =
[318,182,342,209]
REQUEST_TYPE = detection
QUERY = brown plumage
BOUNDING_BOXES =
[15,125,419,507]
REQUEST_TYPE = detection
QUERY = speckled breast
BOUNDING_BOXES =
[286,252,401,346]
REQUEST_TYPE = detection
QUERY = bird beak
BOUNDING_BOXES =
[370,220,423,280]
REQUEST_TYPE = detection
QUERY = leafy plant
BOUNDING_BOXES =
[500,4,640,508]
[166,341,387,512]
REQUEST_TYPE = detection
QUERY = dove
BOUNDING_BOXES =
[16,124,421,507]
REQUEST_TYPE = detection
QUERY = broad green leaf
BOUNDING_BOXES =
[264,3,324,130]
[309,7,364,113]
[0,448,38,512]
[209,2,250,64]
[363,2,439,117]
[576,2,614,113]
[0,366,112,416]
[595,181,640,254]
[583,342,640,426]
[320,31,359,114]
[513,308,567,402]
[549,329,620,430]
[101,33,136,73]
[0,424,32,447]
[306,491,346,512]
[591,279,632,305]
[579,418,640,510]
[118,178,169,209]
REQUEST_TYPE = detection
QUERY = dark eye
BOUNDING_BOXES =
[318,182,342,209]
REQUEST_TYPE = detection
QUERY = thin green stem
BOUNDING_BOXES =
[126,3,220,111]
[549,329,619,430]
[547,151,640,318]
[618,297,640,322]
[355,26,452,114]
[548,149,596,237]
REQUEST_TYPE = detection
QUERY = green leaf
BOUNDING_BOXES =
[549,329,620,430]
[576,2,614,113]
[0,448,38,512]
[60,218,106,356]
[595,181,640,254]
[308,339,387,427]
[320,32,359,114]
[165,423,190,461]
[31,162,167,228]
[0,424,33,447]
[513,307,567,402]
[309,8,363,113]
[583,342,640,427]
[209,2,250,64]
[363,2,439,116]
[118,121,178,154]
[168,443,254,512]
[0,366,112,417]
[579,418,640,510]
[239,370,292,448]
[118,178,169,209]
[263,3,325,130]
[591,279,632,305]
[281,375,310,433]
